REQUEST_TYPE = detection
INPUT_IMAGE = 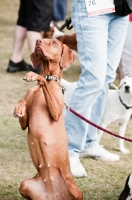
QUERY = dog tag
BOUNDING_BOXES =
[85,0,115,17]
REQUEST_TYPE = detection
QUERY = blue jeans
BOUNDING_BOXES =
[52,0,67,22]
[65,0,128,158]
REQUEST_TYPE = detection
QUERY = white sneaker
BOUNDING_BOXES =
[69,157,87,177]
[79,144,120,162]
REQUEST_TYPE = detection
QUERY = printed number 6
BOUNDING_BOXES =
[92,0,96,5]
[88,0,96,6]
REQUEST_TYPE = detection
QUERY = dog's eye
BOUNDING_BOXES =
[52,41,57,45]
[124,82,126,84]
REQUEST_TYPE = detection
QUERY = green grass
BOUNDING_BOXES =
[0,0,132,199]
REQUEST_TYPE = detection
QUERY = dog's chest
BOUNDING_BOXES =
[103,91,131,123]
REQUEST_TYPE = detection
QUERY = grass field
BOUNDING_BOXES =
[0,0,132,199]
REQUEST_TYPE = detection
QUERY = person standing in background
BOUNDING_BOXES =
[53,0,67,26]
[7,0,53,73]
[119,14,132,80]
[43,0,68,39]
[65,0,129,178]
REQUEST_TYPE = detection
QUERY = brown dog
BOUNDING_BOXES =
[43,27,77,52]
[56,34,77,52]
[14,38,83,200]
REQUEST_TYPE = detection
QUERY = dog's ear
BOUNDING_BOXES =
[124,75,129,79]
[60,44,76,69]
[30,52,41,68]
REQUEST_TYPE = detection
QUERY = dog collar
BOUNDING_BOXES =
[44,75,60,83]
[44,75,65,94]
[119,95,132,110]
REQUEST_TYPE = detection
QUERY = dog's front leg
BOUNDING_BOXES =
[14,84,40,130]
[23,71,40,82]
[118,122,129,154]
[14,99,28,130]
[41,82,64,121]
[24,72,64,121]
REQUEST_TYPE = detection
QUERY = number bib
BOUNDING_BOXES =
[85,0,115,16]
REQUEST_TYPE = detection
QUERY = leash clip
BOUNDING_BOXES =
[59,17,73,31]
[64,102,70,111]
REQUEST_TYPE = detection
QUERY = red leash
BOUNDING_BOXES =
[68,106,132,143]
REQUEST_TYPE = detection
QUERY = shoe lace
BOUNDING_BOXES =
[93,144,108,154]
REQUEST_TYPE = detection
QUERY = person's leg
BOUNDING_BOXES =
[26,31,42,74]
[65,1,110,156]
[26,31,42,54]
[65,0,128,177]
[80,15,128,161]
[65,0,108,177]
[80,15,128,163]
[119,59,125,81]
[105,15,128,84]
[84,14,128,147]
[52,0,67,22]
[11,25,26,62]
[119,22,132,80]
[25,30,42,74]
[7,0,29,72]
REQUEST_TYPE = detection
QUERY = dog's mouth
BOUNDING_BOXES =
[36,47,42,55]
[125,90,130,94]
[36,47,47,60]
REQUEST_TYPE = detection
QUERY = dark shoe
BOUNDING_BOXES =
[7,60,29,72]
[28,65,41,74]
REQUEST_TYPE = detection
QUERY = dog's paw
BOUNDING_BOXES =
[23,71,39,82]
[14,100,26,118]
[120,148,130,154]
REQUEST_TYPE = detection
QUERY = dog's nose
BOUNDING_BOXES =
[125,85,130,91]
[36,39,42,45]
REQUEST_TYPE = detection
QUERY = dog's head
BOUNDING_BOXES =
[30,38,76,78]
[119,76,132,95]
[118,173,132,200]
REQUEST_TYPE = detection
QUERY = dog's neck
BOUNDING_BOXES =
[44,75,65,94]
[40,60,62,80]
[44,75,60,83]
[119,95,132,109]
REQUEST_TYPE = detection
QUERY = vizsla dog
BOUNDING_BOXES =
[56,34,77,52]
[14,38,83,200]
